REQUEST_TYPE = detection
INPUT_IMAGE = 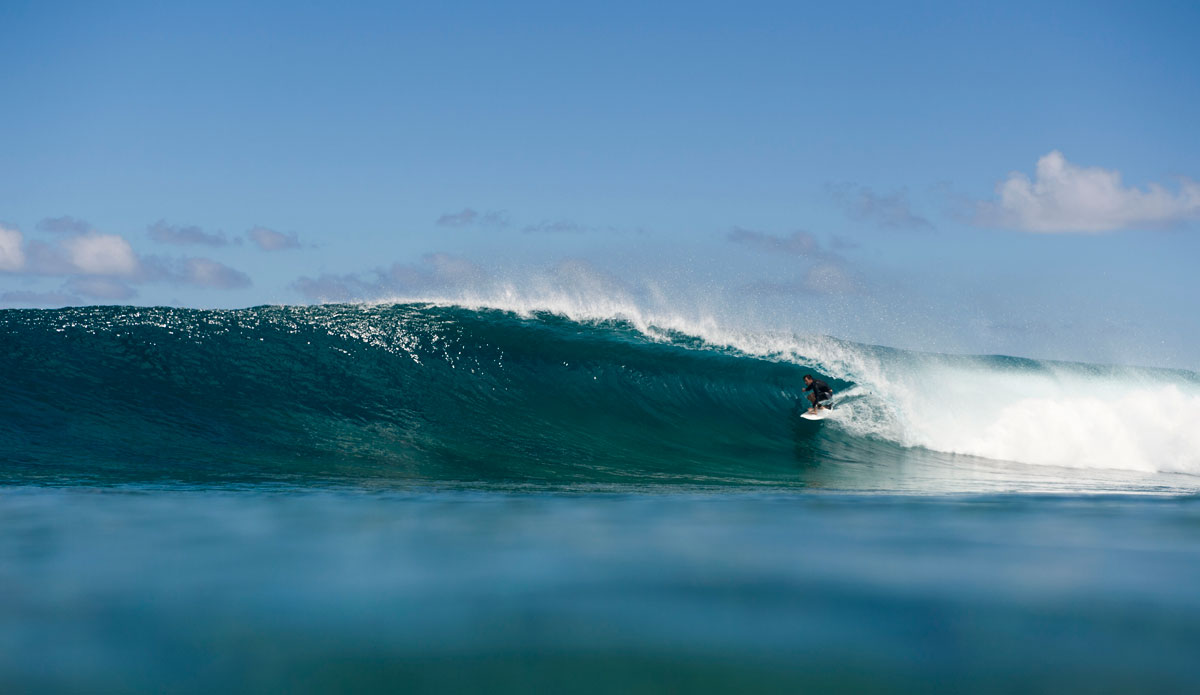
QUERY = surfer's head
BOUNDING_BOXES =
[803,375,814,384]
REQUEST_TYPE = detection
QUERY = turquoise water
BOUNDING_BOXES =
[3,304,1200,692]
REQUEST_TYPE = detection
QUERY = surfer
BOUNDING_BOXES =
[802,375,834,414]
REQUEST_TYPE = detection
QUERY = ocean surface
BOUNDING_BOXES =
[3,303,1199,693]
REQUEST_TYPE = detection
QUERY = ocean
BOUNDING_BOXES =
[3,303,1199,693]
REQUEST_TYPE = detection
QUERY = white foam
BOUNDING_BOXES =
[891,371,1200,475]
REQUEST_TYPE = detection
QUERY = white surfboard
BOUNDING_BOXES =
[800,409,832,421]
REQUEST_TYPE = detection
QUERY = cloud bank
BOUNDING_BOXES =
[976,151,1200,233]
[0,218,252,303]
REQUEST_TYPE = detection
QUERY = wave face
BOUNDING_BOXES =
[3,303,1198,489]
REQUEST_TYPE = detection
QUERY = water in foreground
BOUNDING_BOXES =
[3,487,1200,694]
[3,303,1199,692]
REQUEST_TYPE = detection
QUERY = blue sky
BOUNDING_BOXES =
[2,1,1199,367]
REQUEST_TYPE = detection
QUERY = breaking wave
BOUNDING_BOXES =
[3,302,1198,488]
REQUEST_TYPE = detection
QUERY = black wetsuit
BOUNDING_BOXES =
[803,379,834,407]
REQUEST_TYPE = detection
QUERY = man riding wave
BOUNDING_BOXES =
[802,374,834,414]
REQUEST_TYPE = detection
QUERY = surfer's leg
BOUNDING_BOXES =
[806,392,817,413]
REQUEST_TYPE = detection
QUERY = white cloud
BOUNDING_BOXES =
[0,218,253,306]
[247,226,300,251]
[63,234,139,275]
[978,151,1200,232]
[0,225,26,271]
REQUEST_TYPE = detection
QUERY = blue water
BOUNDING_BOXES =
[3,304,1199,692]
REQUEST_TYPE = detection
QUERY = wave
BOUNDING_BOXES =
[2,302,1198,487]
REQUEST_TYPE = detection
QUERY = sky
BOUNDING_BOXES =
[2,0,1199,368]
